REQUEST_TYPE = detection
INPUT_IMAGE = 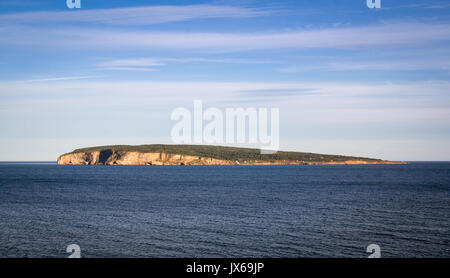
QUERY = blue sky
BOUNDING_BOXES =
[0,0,449,161]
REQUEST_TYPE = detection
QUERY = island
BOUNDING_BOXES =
[57,145,407,165]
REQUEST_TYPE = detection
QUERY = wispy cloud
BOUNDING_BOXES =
[25,75,102,82]
[4,80,449,104]
[96,57,276,71]
[381,2,450,10]
[98,59,164,67]
[0,5,272,25]
[236,88,317,97]
[99,67,158,72]
[97,59,163,71]
[2,22,449,52]
[279,58,450,72]
[0,0,37,7]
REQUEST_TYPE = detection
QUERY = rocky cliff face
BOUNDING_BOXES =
[57,150,235,165]
[57,149,407,166]
[57,151,101,165]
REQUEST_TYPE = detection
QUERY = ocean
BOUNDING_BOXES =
[0,162,449,258]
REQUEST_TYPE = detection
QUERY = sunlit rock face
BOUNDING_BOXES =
[57,149,407,166]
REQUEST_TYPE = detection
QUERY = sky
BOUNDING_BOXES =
[0,0,449,161]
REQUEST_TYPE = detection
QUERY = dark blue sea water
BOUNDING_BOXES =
[0,162,449,258]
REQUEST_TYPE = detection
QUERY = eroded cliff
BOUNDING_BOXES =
[57,149,235,165]
[57,147,407,166]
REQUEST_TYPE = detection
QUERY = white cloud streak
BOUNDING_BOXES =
[99,67,158,72]
[1,22,449,52]
[279,58,450,72]
[96,57,276,71]
[0,5,272,25]
[2,80,449,108]
[25,75,102,82]
[381,2,450,10]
